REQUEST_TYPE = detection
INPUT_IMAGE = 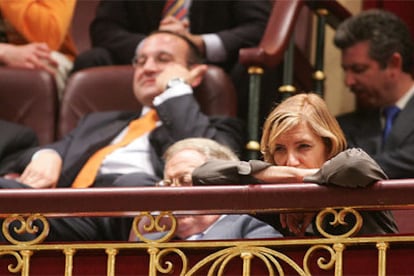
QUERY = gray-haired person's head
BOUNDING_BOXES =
[163,138,239,163]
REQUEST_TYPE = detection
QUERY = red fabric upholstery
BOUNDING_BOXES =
[57,65,237,138]
[0,67,58,145]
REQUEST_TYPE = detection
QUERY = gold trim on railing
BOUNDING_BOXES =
[315,208,362,238]
[106,248,118,276]
[131,211,177,243]
[312,70,326,81]
[247,66,264,75]
[0,251,23,274]
[316,9,329,16]
[63,248,75,276]
[20,249,32,276]
[245,141,260,151]
[0,207,412,275]
[377,242,388,276]
[2,214,49,245]
[278,84,296,93]
[304,245,336,274]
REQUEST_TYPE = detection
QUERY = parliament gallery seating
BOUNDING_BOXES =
[57,64,238,139]
[0,67,58,145]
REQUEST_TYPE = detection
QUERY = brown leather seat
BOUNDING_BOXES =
[0,67,58,145]
[57,65,237,138]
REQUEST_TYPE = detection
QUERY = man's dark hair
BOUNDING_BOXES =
[334,9,414,73]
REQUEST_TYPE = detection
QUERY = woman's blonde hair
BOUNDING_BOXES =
[261,93,347,163]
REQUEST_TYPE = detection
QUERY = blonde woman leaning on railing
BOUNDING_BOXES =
[192,93,398,237]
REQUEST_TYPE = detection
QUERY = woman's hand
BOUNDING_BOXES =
[0,43,58,75]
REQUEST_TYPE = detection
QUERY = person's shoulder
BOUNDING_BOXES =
[83,110,137,121]
[0,120,38,147]
[0,120,34,135]
[0,120,38,162]
[336,109,379,126]
[223,214,262,224]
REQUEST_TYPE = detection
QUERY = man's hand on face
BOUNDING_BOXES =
[156,63,208,92]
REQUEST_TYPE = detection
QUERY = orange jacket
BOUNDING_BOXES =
[0,0,77,60]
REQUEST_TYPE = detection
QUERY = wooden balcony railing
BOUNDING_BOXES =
[1,180,414,275]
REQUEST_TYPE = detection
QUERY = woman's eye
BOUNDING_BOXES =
[298,144,312,150]
[274,145,285,152]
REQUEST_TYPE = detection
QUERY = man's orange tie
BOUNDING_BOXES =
[162,0,188,20]
[71,109,158,188]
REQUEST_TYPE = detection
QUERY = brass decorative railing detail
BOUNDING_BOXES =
[312,70,325,81]
[278,84,296,93]
[2,214,49,245]
[0,233,413,275]
[185,246,308,275]
[0,206,413,275]
[315,207,362,238]
[376,242,388,276]
[245,141,260,151]
[0,251,23,274]
[131,211,177,243]
[152,247,188,275]
[63,248,76,276]
[247,66,264,75]
[20,250,33,276]
[303,245,336,275]
[106,248,118,276]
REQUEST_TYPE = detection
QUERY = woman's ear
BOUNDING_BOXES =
[187,64,208,87]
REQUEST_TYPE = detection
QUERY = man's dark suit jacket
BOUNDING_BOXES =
[0,94,243,241]
[0,120,38,167]
[89,0,271,71]
[337,95,414,179]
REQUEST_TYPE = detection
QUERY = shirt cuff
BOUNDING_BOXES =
[31,149,59,161]
[153,82,192,106]
[201,34,227,63]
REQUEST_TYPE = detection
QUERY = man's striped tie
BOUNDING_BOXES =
[162,0,188,20]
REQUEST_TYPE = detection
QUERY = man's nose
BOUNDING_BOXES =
[344,71,356,87]
[142,58,158,71]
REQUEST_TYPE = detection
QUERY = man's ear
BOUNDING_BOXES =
[388,52,403,70]
[188,64,208,87]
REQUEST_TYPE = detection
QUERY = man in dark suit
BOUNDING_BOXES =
[73,0,270,73]
[334,10,414,179]
[0,31,243,241]
[131,138,282,242]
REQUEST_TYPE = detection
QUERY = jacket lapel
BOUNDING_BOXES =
[350,111,382,155]
[384,95,414,149]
